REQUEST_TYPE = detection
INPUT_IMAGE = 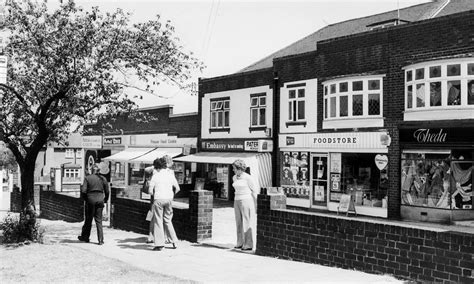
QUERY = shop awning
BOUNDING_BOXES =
[173,152,258,165]
[102,148,154,162]
[130,147,183,164]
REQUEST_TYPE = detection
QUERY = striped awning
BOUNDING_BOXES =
[130,148,183,164]
[102,148,154,162]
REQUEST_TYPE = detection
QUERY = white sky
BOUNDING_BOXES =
[71,0,430,113]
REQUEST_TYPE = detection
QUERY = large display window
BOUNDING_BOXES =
[280,151,310,202]
[330,153,388,208]
[401,149,473,210]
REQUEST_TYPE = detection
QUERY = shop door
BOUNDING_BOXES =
[310,154,328,208]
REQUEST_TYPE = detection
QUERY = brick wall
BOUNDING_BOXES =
[39,189,84,222]
[110,187,213,243]
[256,193,474,283]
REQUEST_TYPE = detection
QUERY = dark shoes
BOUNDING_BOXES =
[146,240,154,244]
[171,243,177,249]
[241,247,253,251]
[153,246,164,251]
[77,236,89,243]
[98,241,104,245]
[234,245,243,249]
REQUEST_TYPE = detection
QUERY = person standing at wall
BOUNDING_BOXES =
[149,157,180,251]
[144,165,155,244]
[78,163,110,245]
[232,159,258,251]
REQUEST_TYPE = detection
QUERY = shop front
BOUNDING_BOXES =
[173,139,273,200]
[279,131,391,218]
[399,125,474,223]
[102,133,197,199]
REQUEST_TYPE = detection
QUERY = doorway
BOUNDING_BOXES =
[310,153,328,209]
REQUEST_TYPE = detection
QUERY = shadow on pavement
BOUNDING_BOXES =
[116,243,152,250]
[116,237,148,244]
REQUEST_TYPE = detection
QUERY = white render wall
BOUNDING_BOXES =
[201,85,273,139]
[279,78,318,133]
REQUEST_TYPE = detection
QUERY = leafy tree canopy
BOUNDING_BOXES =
[0,0,203,206]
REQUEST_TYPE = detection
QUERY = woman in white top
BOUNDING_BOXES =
[149,157,180,251]
[232,159,258,251]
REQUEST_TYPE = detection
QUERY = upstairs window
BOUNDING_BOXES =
[405,60,474,110]
[210,98,230,129]
[65,149,74,159]
[323,76,383,120]
[75,149,82,158]
[250,93,266,127]
[288,88,305,122]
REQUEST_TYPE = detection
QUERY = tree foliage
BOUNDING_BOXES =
[0,0,203,207]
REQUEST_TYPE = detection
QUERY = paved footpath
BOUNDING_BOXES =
[39,217,401,283]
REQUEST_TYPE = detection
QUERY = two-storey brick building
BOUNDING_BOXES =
[193,0,474,222]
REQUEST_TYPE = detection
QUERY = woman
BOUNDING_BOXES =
[232,159,258,251]
[148,157,180,251]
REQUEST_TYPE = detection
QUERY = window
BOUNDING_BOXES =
[65,149,74,159]
[323,77,383,120]
[288,88,305,122]
[250,93,266,127]
[210,98,230,129]
[401,150,473,210]
[405,60,474,110]
[63,169,80,179]
[75,149,82,158]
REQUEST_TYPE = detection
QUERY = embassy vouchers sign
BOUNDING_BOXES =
[201,139,273,152]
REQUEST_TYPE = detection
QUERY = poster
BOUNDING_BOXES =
[314,185,325,201]
[330,173,341,192]
[330,153,342,173]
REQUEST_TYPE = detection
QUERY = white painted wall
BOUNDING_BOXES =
[279,78,318,133]
[201,85,273,139]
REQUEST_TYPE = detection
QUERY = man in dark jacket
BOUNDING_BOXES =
[78,163,110,245]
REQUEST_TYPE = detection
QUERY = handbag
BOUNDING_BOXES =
[141,179,151,194]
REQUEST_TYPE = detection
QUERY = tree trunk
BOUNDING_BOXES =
[20,163,36,210]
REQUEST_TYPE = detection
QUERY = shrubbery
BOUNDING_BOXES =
[0,207,44,244]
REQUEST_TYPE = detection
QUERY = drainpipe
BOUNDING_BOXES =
[272,71,280,187]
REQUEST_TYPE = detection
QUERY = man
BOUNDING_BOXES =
[78,163,110,245]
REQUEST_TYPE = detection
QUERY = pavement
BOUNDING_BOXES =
[10,207,399,284]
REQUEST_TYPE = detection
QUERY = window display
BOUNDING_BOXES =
[331,153,387,208]
[280,151,310,200]
[401,150,473,209]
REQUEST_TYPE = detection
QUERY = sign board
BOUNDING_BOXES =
[103,137,122,145]
[201,139,273,152]
[82,136,102,149]
[399,127,474,146]
[337,194,356,216]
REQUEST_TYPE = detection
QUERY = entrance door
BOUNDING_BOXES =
[310,154,328,208]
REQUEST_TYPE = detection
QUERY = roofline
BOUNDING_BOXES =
[199,67,273,83]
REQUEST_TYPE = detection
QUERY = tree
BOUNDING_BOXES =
[0,0,203,209]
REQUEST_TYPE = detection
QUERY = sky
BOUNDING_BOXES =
[69,0,431,113]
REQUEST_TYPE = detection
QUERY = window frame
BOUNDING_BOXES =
[404,59,474,111]
[209,97,230,129]
[287,87,306,123]
[250,93,267,127]
[323,76,384,121]
[65,148,74,159]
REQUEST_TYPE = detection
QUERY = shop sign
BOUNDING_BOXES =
[103,137,122,145]
[279,132,389,150]
[134,134,196,148]
[374,154,388,170]
[400,127,474,145]
[201,139,270,152]
[81,136,102,149]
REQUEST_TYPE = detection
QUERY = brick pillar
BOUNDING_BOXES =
[188,190,213,243]
[257,188,286,214]
[256,189,286,255]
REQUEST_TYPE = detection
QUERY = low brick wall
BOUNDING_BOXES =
[256,193,474,283]
[39,190,84,222]
[110,188,213,243]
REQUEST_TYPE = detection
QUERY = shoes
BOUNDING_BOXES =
[241,247,253,251]
[234,245,243,249]
[77,236,89,243]
[153,246,164,251]
[146,240,153,244]
[98,241,104,245]
[171,243,177,249]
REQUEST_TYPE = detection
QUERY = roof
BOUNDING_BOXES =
[237,0,474,74]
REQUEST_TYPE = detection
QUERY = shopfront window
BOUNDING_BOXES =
[401,150,473,209]
[111,162,125,184]
[280,151,310,201]
[330,153,388,208]
[129,163,145,186]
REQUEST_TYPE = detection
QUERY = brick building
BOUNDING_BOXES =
[197,0,474,222]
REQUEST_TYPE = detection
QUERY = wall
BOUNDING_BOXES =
[39,189,84,222]
[110,188,213,243]
[257,193,474,283]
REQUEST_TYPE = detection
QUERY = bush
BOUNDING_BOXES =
[0,207,44,244]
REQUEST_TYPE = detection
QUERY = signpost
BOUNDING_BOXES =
[337,193,357,216]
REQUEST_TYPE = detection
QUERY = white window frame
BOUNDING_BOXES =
[75,149,82,158]
[63,168,80,179]
[250,93,266,127]
[323,76,384,122]
[288,88,306,122]
[210,98,230,129]
[404,59,474,121]
[65,148,74,159]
